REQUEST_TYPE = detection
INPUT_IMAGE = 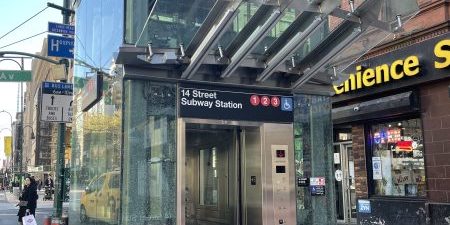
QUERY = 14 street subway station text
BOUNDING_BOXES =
[181,89,243,109]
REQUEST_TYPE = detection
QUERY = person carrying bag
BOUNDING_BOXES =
[17,177,38,225]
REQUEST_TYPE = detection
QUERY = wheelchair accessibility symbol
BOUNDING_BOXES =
[281,97,293,111]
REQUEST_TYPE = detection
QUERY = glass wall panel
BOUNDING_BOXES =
[70,1,124,224]
[69,0,124,225]
[122,80,177,225]
[69,75,122,225]
[294,95,336,225]
[199,148,218,206]
[75,0,123,71]
[252,7,301,55]
[125,0,215,48]
[217,2,261,49]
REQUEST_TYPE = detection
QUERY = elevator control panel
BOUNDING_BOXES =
[271,145,292,225]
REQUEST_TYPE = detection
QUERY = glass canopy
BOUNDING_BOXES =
[124,0,421,91]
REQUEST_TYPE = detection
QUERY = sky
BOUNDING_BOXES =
[0,0,63,162]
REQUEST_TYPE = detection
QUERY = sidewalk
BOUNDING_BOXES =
[5,189,54,207]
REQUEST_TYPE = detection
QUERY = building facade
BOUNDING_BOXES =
[332,1,450,224]
[68,0,428,225]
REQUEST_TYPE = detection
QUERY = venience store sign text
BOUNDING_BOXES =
[179,83,293,123]
[333,33,450,100]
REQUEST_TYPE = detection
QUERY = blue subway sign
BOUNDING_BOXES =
[47,35,74,59]
[48,22,75,35]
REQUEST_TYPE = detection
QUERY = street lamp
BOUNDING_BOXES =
[0,57,24,192]
[0,127,12,133]
[23,125,35,140]
[0,127,12,189]
[0,111,14,185]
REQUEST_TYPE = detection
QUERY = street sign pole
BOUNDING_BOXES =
[52,0,71,220]
[20,66,23,191]
[18,58,24,193]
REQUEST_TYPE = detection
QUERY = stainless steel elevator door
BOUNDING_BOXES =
[184,124,262,225]
[185,125,237,225]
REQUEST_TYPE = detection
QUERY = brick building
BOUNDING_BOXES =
[331,1,450,224]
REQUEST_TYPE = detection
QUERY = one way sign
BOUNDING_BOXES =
[47,35,74,59]
[40,81,73,123]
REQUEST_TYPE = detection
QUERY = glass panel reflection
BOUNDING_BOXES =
[218,2,261,50]
[126,0,216,48]
[199,148,218,206]
[70,73,122,225]
[185,125,234,225]
[371,118,426,197]
[252,7,300,55]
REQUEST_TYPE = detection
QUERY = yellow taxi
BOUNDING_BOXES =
[80,170,120,224]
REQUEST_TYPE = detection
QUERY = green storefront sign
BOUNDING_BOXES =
[0,70,32,82]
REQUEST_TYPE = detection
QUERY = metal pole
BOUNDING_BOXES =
[53,0,70,219]
[19,57,24,192]
[0,111,14,191]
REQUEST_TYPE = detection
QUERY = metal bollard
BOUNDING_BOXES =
[43,215,51,225]
[51,218,61,225]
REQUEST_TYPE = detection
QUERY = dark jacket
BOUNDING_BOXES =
[44,178,54,188]
[17,182,38,220]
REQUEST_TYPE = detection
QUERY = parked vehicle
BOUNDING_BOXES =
[80,171,120,224]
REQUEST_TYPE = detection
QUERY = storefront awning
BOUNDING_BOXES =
[116,0,421,95]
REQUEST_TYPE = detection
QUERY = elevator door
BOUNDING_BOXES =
[185,124,261,225]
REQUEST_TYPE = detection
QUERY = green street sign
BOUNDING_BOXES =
[0,70,32,82]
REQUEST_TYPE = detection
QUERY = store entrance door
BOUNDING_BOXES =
[334,142,357,224]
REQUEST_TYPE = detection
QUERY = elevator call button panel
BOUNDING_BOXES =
[271,145,292,225]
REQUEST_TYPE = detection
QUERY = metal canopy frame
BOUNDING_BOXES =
[116,0,420,95]
[256,14,324,82]
[221,7,282,77]
[181,0,242,79]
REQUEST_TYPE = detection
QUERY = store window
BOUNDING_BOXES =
[370,118,426,197]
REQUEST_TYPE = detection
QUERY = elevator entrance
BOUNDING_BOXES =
[177,119,296,225]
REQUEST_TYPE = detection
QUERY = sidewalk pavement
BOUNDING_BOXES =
[5,189,55,207]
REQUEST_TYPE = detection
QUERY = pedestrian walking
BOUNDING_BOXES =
[44,175,54,189]
[17,177,38,225]
[37,179,42,191]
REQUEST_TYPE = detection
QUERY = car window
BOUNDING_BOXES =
[95,176,105,192]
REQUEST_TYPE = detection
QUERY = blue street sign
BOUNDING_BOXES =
[48,22,75,35]
[42,81,73,94]
[48,35,74,59]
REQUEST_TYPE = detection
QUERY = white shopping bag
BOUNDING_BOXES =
[22,214,37,225]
